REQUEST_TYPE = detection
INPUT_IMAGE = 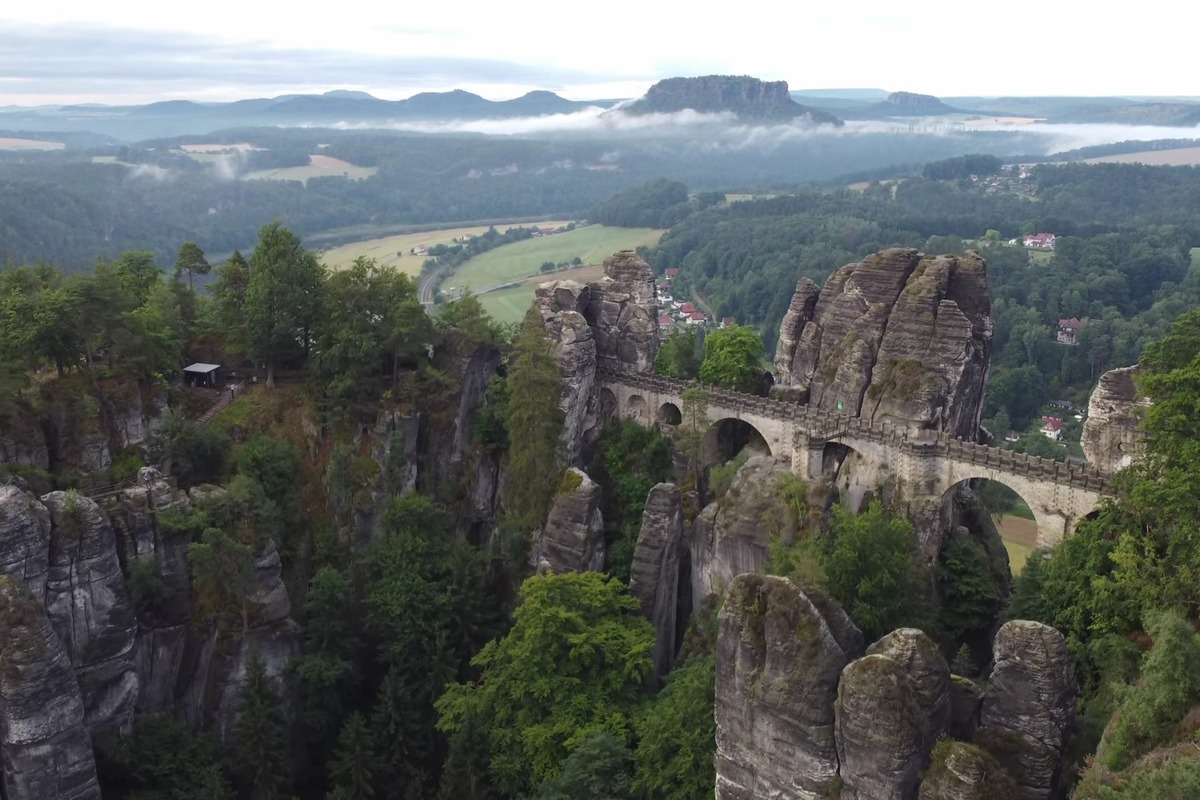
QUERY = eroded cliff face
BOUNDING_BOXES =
[715,574,864,800]
[0,577,101,800]
[688,456,799,609]
[530,468,605,574]
[628,482,683,682]
[775,248,992,440]
[714,603,1075,800]
[534,251,661,466]
[1081,366,1148,474]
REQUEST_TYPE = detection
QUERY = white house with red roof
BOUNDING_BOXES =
[1040,415,1063,440]
[658,314,673,332]
[687,311,707,326]
[1023,232,1057,249]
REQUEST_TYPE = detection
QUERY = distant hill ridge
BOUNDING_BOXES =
[622,76,843,125]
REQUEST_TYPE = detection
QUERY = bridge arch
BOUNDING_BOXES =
[598,387,618,426]
[939,470,1086,549]
[626,394,649,424]
[658,402,682,426]
[703,417,772,467]
[941,478,1048,575]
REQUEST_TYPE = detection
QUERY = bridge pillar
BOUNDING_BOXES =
[804,437,825,482]
[1034,511,1069,549]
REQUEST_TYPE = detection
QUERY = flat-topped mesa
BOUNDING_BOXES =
[775,248,993,440]
[585,250,661,374]
[1082,366,1149,474]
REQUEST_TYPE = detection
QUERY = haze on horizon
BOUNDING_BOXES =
[1,0,1193,107]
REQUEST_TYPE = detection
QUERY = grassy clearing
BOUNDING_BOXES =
[447,225,662,293]
[1004,539,1033,573]
[1029,248,1054,265]
[243,154,377,184]
[0,137,64,150]
[319,220,575,275]
[476,264,607,325]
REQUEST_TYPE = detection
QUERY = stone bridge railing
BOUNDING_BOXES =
[597,367,1109,494]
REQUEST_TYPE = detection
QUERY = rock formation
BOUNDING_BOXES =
[978,621,1076,800]
[621,75,843,125]
[111,468,194,714]
[585,250,660,374]
[774,248,992,440]
[0,483,51,602]
[0,577,101,800]
[918,740,1017,800]
[628,483,683,682]
[534,251,661,464]
[836,629,949,800]
[715,573,863,800]
[533,280,597,465]
[1081,365,1149,473]
[689,456,798,608]
[41,491,138,735]
[531,468,605,573]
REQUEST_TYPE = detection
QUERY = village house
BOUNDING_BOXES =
[678,302,695,316]
[720,316,736,328]
[410,245,429,256]
[1040,415,1064,441]
[664,267,679,280]
[1057,317,1081,345]
[687,311,707,326]
[1023,232,1057,249]
[658,314,673,333]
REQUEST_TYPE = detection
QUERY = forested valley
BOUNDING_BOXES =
[3,150,1200,800]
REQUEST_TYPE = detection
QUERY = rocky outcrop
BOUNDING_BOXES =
[628,483,683,682]
[585,251,660,375]
[1081,366,1148,474]
[689,456,797,608]
[41,491,138,735]
[715,574,863,800]
[978,621,1076,800]
[0,577,101,800]
[773,249,992,440]
[948,675,985,741]
[918,741,1017,800]
[0,484,51,602]
[0,403,50,471]
[533,280,597,466]
[773,277,821,389]
[836,628,949,800]
[531,468,605,573]
[621,75,843,125]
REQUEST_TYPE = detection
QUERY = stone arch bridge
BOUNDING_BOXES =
[598,368,1109,548]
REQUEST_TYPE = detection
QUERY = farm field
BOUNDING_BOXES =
[447,225,662,293]
[243,154,377,184]
[477,264,606,324]
[0,137,64,150]
[1084,146,1200,166]
[995,514,1038,573]
[321,220,574,275]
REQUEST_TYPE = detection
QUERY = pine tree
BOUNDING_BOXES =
[371,667,432,800]
[246,222,324,385]
[233,648,289,800]
[175,240,211,292]
[436,707,495,800]
[503,313,565,530]
[329,712,376,800]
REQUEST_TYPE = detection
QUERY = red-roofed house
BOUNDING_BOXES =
[664,267,679,278]
[1041,415,1063,441]
[658,315,673,332]
[687,311,706,326]
[679,302,695,314]
[1057,317,1081,345]
[1023,232,1057,249]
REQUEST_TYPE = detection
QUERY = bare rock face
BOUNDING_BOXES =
[715,573,864,800]
[0,577,101,800]
[978,621,1076,800]
[918,740,1017,800]
[586,250,660,374]
[531,468,605,573]
[774,277,821,390]
[689,456,797,608]
[774,249,992,439]
[1081,366,1148,474]
[628,483,683,682]
[211,621,301,747]
[836,628,950,800]
[41,491,138,735]
[0,484,51,602]
[534,281,598,466]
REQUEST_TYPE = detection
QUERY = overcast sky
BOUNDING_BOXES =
[1,1,1194,106]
